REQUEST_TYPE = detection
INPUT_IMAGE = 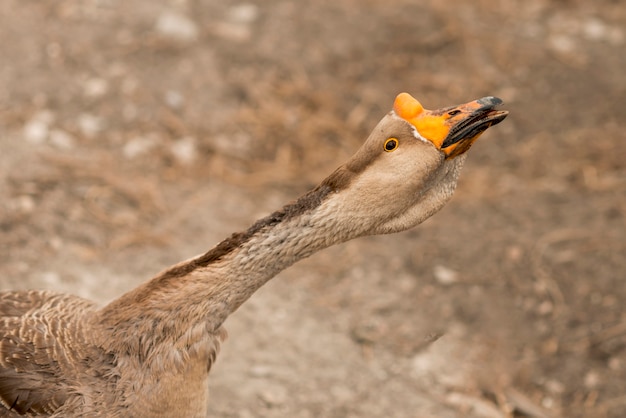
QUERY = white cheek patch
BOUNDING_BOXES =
[390,111,430,144]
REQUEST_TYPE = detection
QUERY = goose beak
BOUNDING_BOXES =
[393,93,509,158]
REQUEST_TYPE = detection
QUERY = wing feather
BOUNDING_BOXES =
[0,290,98,416]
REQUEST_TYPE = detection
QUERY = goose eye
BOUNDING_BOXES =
[384,137,399,152]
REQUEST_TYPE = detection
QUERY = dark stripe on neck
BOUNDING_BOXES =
[156,186,329,281]
[150,162,360,286]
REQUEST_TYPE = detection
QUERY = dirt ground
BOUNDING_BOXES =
[1,0,625,417]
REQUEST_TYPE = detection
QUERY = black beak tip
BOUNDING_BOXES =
[477,96,503,108]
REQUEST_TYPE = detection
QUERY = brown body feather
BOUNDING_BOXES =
[0,291,115,416]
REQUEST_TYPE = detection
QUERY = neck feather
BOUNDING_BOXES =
[97,179,363,357]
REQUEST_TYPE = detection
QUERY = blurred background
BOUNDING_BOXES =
[0,0,625,417]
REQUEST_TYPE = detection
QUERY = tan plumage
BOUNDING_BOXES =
[0,93,507,417]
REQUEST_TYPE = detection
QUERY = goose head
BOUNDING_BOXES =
[322,92,508,236]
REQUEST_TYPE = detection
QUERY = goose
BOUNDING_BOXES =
[0,92,508,417]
